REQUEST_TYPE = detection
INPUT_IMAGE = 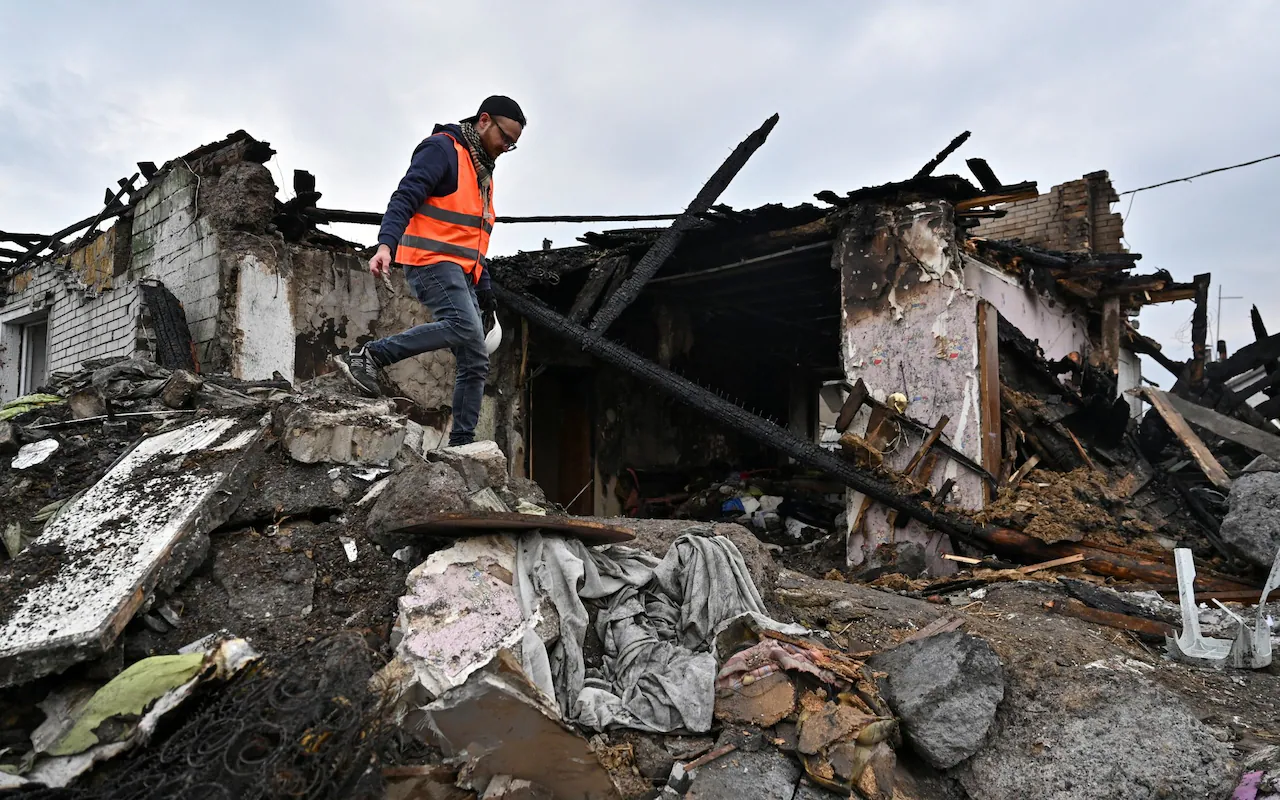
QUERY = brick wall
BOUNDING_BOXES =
[973,171,1126,254]
[128,167,223,365]
[1,259,140,398]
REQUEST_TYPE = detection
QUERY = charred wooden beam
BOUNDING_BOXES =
[587,114,780,336]
[834,378,869,433]
[1139,388,1232,490]
[1252,304,1269,342]
[1162,390,1280,460]
[1189,273,1211,383]
[567,254,627,324]
[13,174,138,270]
[913,131,971,179]
[964,158,1002,192]
[1123,324,1183,378]
[954,183,1039,211]
[1206,330,1280,383]
[304,208,683,226]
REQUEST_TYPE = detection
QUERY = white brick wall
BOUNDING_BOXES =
[1,262,140,399]
[0,165,222,401]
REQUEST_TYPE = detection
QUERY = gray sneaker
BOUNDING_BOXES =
[335,346,382,397]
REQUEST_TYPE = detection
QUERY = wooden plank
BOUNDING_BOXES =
[1139,388,1232,490]
[834,378,869,433]
[567,255,627,324]
[1063,427,1098,472]
[1006,454,1042,487]
[1161,391,1280,462]
[977,302,1002,504]
[1017,552,1085,573]
[388,513,635,544]
[1100,296,1122,373]
[943,553,983,565]
[901,616,965,643]
[1045,598,1176,642]
[903,414,950,476]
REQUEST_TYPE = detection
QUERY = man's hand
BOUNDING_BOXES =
[369,244,393,278]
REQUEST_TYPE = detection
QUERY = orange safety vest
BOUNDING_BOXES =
[396,132,495,284]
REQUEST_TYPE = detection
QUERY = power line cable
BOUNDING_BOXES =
[1120,152,1280,195]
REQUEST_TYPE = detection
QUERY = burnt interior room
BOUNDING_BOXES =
[510,204,842,516]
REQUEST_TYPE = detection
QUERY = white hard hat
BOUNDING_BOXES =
[485,317,503,355]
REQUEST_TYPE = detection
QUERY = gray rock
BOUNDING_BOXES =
[957,672,1236,800]
[0,422,18,455]
[855,541,927,581]
[1244,454,1280,474]
[427,440,508,491]
[67,389,106,419]
[685,745,801,800]
[1220,471,1280,568]
[868,631,1004,769]
[366,460,469,549]
[160,370,204,409]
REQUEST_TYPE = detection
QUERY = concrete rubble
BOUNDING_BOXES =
[3,129,1280,800]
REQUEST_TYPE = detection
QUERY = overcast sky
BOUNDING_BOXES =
[2,1,1277,376]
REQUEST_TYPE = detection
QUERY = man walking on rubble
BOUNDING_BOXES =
[336,95,525,448]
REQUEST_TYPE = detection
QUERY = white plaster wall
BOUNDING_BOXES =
[1117,347,1143,418]
[962,256,1089,361]
[838,205,985,571]
[231,254,296,380]
[130,167,223,366]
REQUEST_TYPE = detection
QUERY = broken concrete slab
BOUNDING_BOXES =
[1220,470,1280,568]
[0,416,264,687]
[957,669,1237,800]
[868,630,1004,769]
[159,370,203,409]
[276,397,407,466]
[426,653,621,799]
[427,440,509,491]
[481,775,553,799]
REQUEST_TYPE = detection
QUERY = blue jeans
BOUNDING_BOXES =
[366,262,488,447]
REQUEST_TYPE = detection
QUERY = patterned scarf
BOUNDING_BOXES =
[459,122,495,189]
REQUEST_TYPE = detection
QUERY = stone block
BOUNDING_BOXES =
[427,440,508,491]
[1219,470,1280,568]
[277,399,407,466]
[160,370,204,409]
[868,631,1004,769]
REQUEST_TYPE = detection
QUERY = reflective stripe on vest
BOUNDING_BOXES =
[396,132,494,283]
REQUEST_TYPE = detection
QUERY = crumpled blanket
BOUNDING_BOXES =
[514,532,768,733]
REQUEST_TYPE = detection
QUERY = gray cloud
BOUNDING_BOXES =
[3,1,1278,369]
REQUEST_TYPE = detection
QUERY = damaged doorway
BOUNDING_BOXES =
[529,366,594,515]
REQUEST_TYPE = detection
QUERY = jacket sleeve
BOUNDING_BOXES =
[477,267,491,292]
[377,137,455,250]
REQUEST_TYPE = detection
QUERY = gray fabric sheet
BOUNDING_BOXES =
[514,532,767,733]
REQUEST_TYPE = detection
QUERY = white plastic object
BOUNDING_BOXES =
[485,317,503,355]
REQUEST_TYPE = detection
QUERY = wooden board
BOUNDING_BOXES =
[387,513,636,545]
[976,302,1002,504]
[1139,388,1233,490]
[834,378,869,434]
[1161,390,1280,462]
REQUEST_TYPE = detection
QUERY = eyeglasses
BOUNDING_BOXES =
[492,120,519,152]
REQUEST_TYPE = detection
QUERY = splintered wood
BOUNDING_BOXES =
[1139,388,1232,490]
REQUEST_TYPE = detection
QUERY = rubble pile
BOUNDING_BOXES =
[0,355,1275,800]
[3,125,1280,800]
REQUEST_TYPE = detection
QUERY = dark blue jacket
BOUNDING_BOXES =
[378,123,491,291]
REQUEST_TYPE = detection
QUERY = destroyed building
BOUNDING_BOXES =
[2,121,1279,800]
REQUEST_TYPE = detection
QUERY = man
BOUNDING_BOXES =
[336,95,525,447]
